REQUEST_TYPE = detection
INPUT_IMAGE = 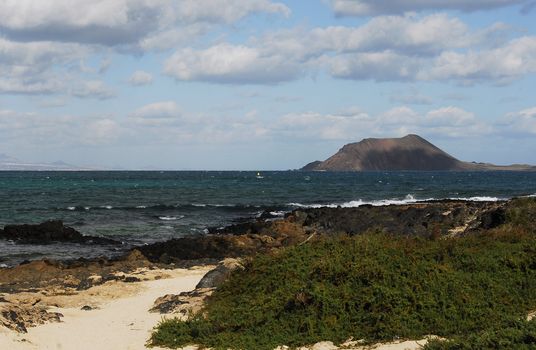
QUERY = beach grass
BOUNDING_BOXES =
[151,198,536,350]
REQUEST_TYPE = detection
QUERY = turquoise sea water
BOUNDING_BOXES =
[0,171,535,265]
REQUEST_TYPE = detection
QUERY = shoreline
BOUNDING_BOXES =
[0,266,212,350]
[1,197,534,349]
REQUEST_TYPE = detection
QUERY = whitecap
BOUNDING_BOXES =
[136,205,147,209]
[100,205,113,209]
[67,206,76,211]
[289,194,505,209]
[289,194,422,208]
[269,211,286,217]
[158,215,184,221]
[450,196,501,202]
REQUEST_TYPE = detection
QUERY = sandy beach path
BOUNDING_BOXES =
[0,266,211,350]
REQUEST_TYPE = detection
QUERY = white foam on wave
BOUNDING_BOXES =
[450,196,500,202]
[158,215,184,221]
[100,205,113,209]
[67,206,76,211]
[269,211,286,217]
[289,194,503,209]
[136,205,147,209]
[289,194,421,208]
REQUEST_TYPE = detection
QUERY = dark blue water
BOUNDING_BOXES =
[0,171,535,265]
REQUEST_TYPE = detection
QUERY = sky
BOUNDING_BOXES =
[1,0,536,170]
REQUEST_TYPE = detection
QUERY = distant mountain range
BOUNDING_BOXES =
[0,154,87,171]
[302,134,536,171]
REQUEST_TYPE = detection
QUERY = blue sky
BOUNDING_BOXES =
[0,0,535,170]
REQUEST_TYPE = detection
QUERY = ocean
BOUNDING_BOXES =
[1,170,535,265]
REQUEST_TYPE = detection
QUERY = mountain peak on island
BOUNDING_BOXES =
[302,134,535,172]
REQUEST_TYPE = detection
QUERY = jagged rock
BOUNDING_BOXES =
[0,220,120,245]
[196,258,243,289]
[124,276,141,283]
[150,288,213,315]
[0,251,152,293]
[0,304,63,333]
[150,294,187,314]
[299,201,508,237]
[477,207,507,229]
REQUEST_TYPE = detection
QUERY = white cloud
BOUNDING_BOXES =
[127,102,269,143]
[274,106,491,141]
[0,37,86,94]
[83,119,121,144]
[0,0,290,47]
[423,36,536,84]
[164,44,301,84]
[139,24,209,51]
[502,107,536,135]
[162,13,518,85]
[128,70,153,86]
[71,80,116,99]
[129,101,182,126]
[329,0,529,16]
[254,13,482,62]
[0,109,117,147]
[313,14,474,55]
[390,91,434,105]
[328,51,421,81]
[0,0,291,96]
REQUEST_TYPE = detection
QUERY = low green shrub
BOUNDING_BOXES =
[425,319,536,349]
[151,228,536,350]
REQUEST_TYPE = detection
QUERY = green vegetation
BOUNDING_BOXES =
[425,319,536,349]
[151,199,536,350]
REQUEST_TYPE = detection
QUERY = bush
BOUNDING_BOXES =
[151,229,536,350]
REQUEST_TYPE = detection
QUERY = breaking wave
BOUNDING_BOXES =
[288,194,503,209]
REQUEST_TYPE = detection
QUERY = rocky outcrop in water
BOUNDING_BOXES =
[293,200,507,236]
[136,200,509,264]
[0,220,121,245]
[0,199,526,296]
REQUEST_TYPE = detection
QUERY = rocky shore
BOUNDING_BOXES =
[0,198,519,340]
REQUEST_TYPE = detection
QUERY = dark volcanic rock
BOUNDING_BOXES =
[138,235,249,262]
[196,258,243,289]
[298,200,507,237]
[0,304,63,333]
[150,294,188,314]
[151,289,213,315]
[0,249,153,293]
[139,219,308,264]
[0,220,120,245]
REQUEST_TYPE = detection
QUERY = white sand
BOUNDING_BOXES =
[0,267,211,350]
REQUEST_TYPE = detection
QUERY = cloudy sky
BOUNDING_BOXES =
[1,0,536,170]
